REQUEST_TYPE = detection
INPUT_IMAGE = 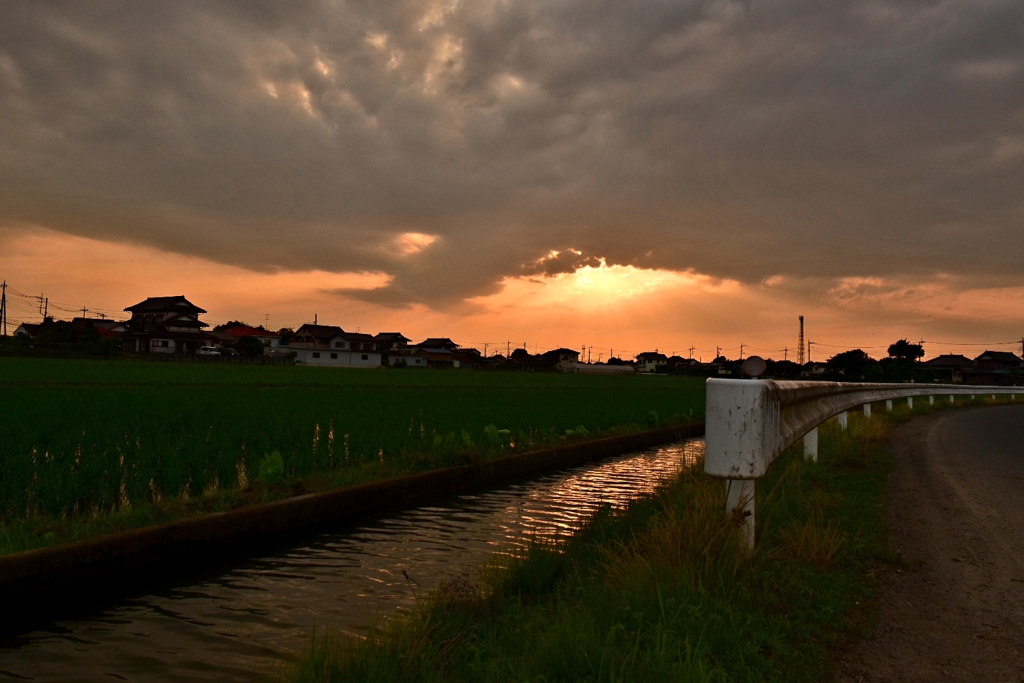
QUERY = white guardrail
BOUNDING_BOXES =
[704,379,1020,547]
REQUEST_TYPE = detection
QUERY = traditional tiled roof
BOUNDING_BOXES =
[923,354,976,368]
[975,350,1021,363]
[295,324,345,339]
[124,296,206,315]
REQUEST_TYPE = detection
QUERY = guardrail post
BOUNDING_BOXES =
[907,396,913,409]
[950,395,955,403]
[991,394,997,400]
[929,395,934,405]
[863,403,871,417]
[971,394,976,399]
[726,479,755,548]
[705,379,780,550]
[838,411,848,431]
[803,427,818,462]
[886,399,893,411]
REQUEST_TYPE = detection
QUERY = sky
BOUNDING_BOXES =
[1,1,1022,361]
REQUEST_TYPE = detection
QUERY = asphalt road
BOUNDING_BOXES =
[837,404,1024,682]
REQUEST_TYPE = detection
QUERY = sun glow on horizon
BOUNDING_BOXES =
[472,261,742,311]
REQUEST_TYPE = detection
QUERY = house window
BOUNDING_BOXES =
[335,341,344,348]
[152,340,169,348]
[330,353,338,359]
[361,354,368,360]
[312,352,321,358]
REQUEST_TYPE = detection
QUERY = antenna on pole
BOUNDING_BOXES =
[798,316,805,365]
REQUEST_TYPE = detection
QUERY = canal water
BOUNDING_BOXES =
[0,438,703,682]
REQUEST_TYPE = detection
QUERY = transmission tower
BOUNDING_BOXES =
[797,316,805,365]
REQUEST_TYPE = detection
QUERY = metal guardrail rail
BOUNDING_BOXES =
[704,378,1020,547]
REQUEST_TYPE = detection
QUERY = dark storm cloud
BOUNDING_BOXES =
[0,0,1022,306]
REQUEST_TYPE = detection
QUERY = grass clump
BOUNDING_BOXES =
[276,408,904,683]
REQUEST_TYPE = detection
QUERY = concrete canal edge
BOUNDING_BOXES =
[0,422,703,613]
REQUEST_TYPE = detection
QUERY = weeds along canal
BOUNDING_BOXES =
[0,439,703,683]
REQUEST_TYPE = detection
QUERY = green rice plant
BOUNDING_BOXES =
[0,358,705,553]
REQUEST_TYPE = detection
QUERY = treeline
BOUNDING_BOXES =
[0,318,121,356]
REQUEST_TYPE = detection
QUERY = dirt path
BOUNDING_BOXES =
[836,405,1024,682]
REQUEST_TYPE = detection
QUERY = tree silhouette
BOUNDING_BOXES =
[887,339,924,362]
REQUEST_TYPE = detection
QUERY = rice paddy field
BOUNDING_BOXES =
[0,357,705,554]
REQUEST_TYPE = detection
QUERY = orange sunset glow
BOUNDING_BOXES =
[1,1,1022,361]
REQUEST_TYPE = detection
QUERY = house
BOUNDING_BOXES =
[71,317,126,334]
[286,323,382,367]
[415,348,462,368]
[539,348,581,371]
[635,352,668,373]
[922,354,976,383]
[563,362,635,375]
[121,296,214,354]
[973,350,1021,370]
[374,332,411,353]
[223,325,280,349]
[666,355,700,370]
[13,323,41,338]
[416,337,460,352]
[388,350,429,368]
[957,350,1023,385]
[800,362,828,377]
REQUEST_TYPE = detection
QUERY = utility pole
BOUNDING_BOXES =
[484,343,488,357]
[716,345,720,360]
[784,347,788,362]
[688,346,694,359]
[81,306,88,318]
[37,294,47,319]
[807,340,814,363]
[0,281,6,336]
[739,343,744,361]
[507,340,510,358]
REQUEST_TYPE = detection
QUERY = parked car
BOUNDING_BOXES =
[198,346,221,356]
[221,347,240,357]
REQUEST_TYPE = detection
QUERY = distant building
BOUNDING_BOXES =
[286,323,381,367]
[957,350,1023,385]
[635,352,668,373]
[121,296,213,354]
[416,337,460,352]
[539,348,581,371]
[666,355,700,370]
[223,325,280,348]
[72,317,127,335]
[374,332,411,353]
[13,323,40,338]
[922,354,976,383]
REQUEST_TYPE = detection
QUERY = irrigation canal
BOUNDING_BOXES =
[1,438,704,682]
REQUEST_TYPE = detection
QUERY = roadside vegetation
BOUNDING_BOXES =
[0,358,703,556]
[277,395,1018,682]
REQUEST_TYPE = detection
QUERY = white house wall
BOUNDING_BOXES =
[293,348,381,367]
[388,356,427,367]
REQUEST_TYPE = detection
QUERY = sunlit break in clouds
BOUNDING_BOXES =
[1,0,1022,357]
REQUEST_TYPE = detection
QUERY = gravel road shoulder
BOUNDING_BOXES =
[835,405,1024,682]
